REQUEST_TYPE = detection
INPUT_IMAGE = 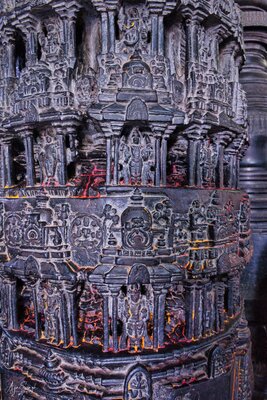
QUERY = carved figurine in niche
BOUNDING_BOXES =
[122,51,153,90]
[173,212,190,250]
[75,66,97,105]
[189,200,208,241]
[42,282,63,344]
[165,285,186,344]
[199,141,216,187]
[37,128,59,185]
[19,285,35,332]
[153,199,172,227]
[38,18,63,62]
[78,283,103,345]
[167,136,188,186]
[199,27,209,66]
[122,207,152,250]
[53,203,70,244]
[239,197,250,233]
[102,204,119,247]
[117,6,151,54]
[118,283,152,351]
[98,53,121,88]
[119,127,155,185]
[150,56,167,91]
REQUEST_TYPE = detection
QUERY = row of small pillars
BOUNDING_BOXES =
[96,1,168,56]
[1,5,81,78]
[0,122,78,188]
[104,123,170,186]
[186,124,245,189]
[98,283,169,352]
[0,272,78,347]
[98,275,240,352]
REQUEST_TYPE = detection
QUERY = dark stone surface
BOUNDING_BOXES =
[0,0,253,399]
[238,1,267,398]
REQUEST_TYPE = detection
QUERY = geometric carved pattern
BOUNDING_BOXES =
[0,0,252,399]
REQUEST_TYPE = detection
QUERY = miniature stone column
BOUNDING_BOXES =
[23,16,39,65]
[5,29,16,79]
[64,283,78,347]
[101,12,109,54]
[111,125,123,185]
[186,125,211,187]
[54,125,67,186]
[1,134,13,188]
[155,135,161,186]
[102,291,110,352]
[185,282,195,340]
[187,136,205,187]
[110,287,120,352]
[4,274,18,330]
[157,287,168,348]
[151,14,159,55]
[22,127,36,187]
[215,282,225,332]
[185,15,201,64]
[152,287,160,350]
[224,144,238,189]
[161,134,169,186]
[66,126,78,164]
[108,11,116,53]
[214,132,230,189]
[29,280,41,341]
[194,283,203,339]
[106,136,112,185]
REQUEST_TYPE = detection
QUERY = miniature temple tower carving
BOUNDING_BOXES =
[0,0,253,399]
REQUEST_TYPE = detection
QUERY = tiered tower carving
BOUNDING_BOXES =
[0,1,252,399]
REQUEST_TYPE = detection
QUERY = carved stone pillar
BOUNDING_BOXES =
[215,282,225,332]
[54,126,67,186]
[0,1,253,399]
[106,136,112,185]
[185,16,201,64]
[63,283,78,347]
[213,133,230,189]
[187,136,203,187]
[102,292,110,352]
[29,280,41,341]
[185,282,194,341]
[161,134,168,186]
[110,287,120,352]
[23,128,36,187]
[5,29,15,79]
[224,147,238,189]
[4,275,18,330]
[155,135,161,186]
[238,5,267,396]
[101,12,109,54]
[0,134,13,188]
[108,11,115,53]
[152,286,167,350]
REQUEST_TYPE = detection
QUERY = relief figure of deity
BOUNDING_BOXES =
[118,283,152,351]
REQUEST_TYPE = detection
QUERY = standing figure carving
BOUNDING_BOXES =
[118,283,152,351]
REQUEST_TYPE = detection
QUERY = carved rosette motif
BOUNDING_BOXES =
[0,0,252,399]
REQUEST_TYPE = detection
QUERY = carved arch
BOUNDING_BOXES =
[124,365,152,400]
[126,98,148,121]
[128,264,150,285]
